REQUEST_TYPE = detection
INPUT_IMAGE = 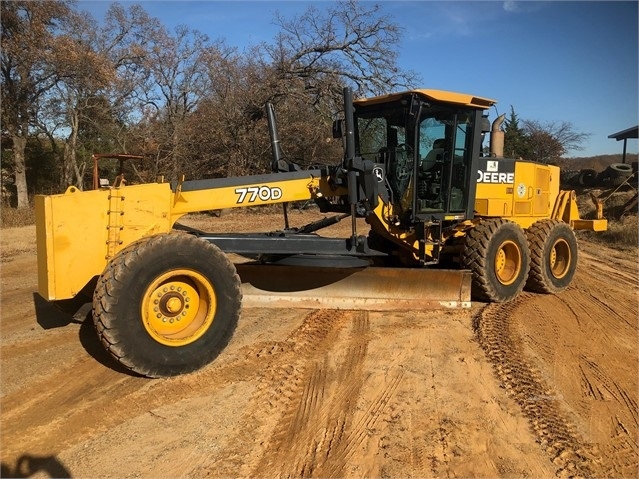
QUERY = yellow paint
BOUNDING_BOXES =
[141,269,216,347]
[36,183,173,300]
[35,173,346,300]
[474,162,560,229]
[355,89,496,109]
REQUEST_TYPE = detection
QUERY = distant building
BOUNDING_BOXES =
[608,126,638,163]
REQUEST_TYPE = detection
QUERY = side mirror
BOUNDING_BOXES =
[332,119,343,139]
[480,115,491,133]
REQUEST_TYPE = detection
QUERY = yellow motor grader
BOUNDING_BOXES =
[35,87,606,377]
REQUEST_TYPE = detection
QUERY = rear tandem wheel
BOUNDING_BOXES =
[93,233,242,378]
[525,219,578,294]
[461,218,531,302]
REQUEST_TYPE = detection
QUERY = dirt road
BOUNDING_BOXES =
[1,212,637,478]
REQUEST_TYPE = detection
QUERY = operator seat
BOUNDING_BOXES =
[421,138,445,173]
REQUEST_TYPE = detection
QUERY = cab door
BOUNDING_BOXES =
[414,108,479,219]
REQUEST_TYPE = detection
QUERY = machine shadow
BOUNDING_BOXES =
[1,454,72,478]
[32,292,86,330]
[32,292,136,376]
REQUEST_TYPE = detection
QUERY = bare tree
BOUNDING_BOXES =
[184,47,264,177]
[2,0,419,196]
[1,0,72,206]
[139,24,217,179]
[37,4,160,189]
[265,0,419,101]
[182,0,419,178]
[49,11,112,188]
[522,119,591,163]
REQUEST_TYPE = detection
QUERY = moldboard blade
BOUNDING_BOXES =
[236,264,472,310]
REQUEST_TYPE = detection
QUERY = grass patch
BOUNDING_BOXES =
[578,215,638,249]
[603,216,639,246]
[1,204,35,228]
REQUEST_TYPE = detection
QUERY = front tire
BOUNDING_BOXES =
[462,219,530,302]
[93,233,242,377]
[525,220,578,294]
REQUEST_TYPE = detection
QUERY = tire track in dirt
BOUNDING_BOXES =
[315,368,404,478]
[251,310,370,477]
[578,248,637,283]
[424,325,457,476]
[247,311,404,478]
[1,307,350,477]
[199,309,353,478]
[579,356,639,425]
[0,355,146,463]
[577,355,639,477]
[497,240,638,479]
[474,295,602,478]
[562,246,638,478]
[574,245,638,332]
[562,283,634,334]
[1,309,344,467]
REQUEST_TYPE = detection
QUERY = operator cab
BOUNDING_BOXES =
[352,90,494,225]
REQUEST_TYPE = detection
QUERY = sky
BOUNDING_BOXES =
[79,0,639,158]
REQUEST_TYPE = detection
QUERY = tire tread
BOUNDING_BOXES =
[93,233,241,377]
[462,218,530,302]
[525,219,577,294]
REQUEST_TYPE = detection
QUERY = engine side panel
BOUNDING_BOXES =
[474,159,560,228]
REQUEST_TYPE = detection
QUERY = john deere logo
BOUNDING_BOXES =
[486,160,499,172]
[477,159,515,184]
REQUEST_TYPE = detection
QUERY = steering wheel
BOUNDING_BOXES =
[396,143,412,154]
[393,144,413,181]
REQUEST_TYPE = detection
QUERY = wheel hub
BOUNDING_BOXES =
[494,240,521,286]
[550,239,570,279]
[164,296,183,314]
[152,284,193,325]
[142,271,216,346]
[157,290,187,319]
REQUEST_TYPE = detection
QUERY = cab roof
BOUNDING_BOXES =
[354,89,496,110]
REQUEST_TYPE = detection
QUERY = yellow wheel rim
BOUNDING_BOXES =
[494,240,522,286]
[549,238,571,279]
[142,269,216,347]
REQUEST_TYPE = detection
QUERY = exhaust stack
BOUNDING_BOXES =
[490,114,506,157]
